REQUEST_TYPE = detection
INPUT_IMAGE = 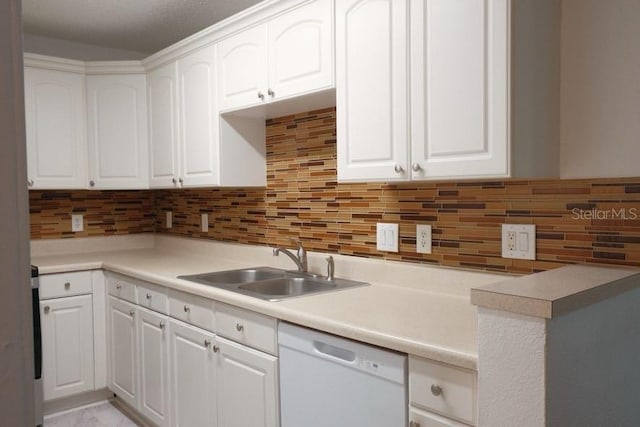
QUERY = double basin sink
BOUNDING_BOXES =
[178,267,368,301]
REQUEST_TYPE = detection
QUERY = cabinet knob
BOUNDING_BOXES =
[146,293,151,300]
[64,282,71,290]
[178,177,184,184]
[212,345,220,353]
[43,306,50,314]
[172,177,177,184]
[430,384,443,397]
[204,339,211,348]
[183,305,190,313]
[27,179,34,187]
[89,180,95,187]
[412,163,422,172]
[267,88,275,97]
[159,321,165,329]
[129,310,135,317]
[409,422,420,427]
[236,323,244,332]
[258,91,265,100]
[394,164,404,173]
[116,284,122,290]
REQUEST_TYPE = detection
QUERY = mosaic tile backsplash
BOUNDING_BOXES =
[31,108,640,274]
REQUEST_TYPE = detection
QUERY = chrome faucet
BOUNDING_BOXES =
[273,240,308,272]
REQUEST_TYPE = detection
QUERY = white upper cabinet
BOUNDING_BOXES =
[24,66,87,189]
[148,62,180,188]
[217,0,333,113]
[336,0,409,182]
[410,0,509,180]
[178,44,220,187]
[86,74,149,189]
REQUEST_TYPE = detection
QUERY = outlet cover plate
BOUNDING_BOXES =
[71,214,83,232]
[416,224,432,254]
[376,223,399,252]
[502,224,536,260]
[166,211,172,229]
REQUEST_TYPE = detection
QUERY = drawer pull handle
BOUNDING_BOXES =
[159,321,165,329]
[64,282,71,290]
[213,345,220,353]
[430,384,443,397]
[43,306,50,314]
[184,305,190,313]
[116,284,122,290]
[236,323,244,332]
[204,339,211,348]
[146,293,152,300]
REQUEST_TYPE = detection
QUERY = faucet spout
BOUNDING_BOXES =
[273,240,308,272]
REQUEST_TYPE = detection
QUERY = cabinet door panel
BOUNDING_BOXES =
[149,62,180,188]
[216,336,278,427]
[87,74,149,189]
[268,0,333,99]
[179,44,219,187]
[108,296,138,408]
[24,67,87,189]
[336,0,409,182]
[217,25,268,111]
[410,0,509,179]
[41,294,94,400]
[138,307,170,426]
[169,319,216,427]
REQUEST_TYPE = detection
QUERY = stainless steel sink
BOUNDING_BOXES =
[178,267,368,301]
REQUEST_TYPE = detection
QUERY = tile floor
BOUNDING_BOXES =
[44,401,141,427]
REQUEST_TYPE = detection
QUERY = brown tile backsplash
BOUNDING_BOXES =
[30,108,640,274]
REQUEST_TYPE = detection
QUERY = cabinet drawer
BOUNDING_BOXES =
[106,274,136,303]
[40,271,92,299]
[137,281,169,314]
[409,356,476,425]
[169,289,215,332]
[215,303,277,355]
[409,406,470,427]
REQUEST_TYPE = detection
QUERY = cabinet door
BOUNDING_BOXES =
[86,74,149,189]
[24,67,87,189]
[178,44,220,187]
[267,0,333,100]
[137,307,170,426]
[108,296,138,409]
[169,319,216,427]
[216,336,278,427]
[410,0,509,179]
[40,294,94,400]
[149,62,180,189]
[217,24,268,112]
[409,406,469,427]
[336,0,409,182]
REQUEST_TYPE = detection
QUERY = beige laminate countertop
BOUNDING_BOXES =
[31,235,511,370]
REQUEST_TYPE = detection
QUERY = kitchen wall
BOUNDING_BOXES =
[30,108,640,274]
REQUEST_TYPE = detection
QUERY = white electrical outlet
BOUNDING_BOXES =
[416,224,432,254]
[376,223,399,252]
[166,211,173,229]
[502,224,536,260]
[71,214,83,232]
[201,213,209,232]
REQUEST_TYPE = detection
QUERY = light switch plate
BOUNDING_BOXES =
[71,214,83,232]
[502,224,536,260]
[376,223,399,252]
[416,224,432,254]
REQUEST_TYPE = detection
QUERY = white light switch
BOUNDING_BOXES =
[376,223,399,252]
[502,224,536,260]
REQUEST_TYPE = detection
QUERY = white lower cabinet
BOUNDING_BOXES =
[40,294,95,400]
[137,306,170,426]
[108,296,138,409]
[215,336,279,427]
[169,318,216,427]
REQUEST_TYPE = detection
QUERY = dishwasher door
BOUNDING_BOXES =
[278,322,407,427]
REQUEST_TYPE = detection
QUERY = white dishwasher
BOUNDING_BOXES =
[278,322,407,427]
